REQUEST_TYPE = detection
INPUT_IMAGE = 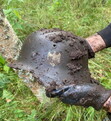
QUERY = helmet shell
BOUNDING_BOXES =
[9,29,91,87]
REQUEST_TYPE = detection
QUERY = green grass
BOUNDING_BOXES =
[0,0,111,120]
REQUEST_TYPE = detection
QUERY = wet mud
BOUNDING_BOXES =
[9,28,97,95]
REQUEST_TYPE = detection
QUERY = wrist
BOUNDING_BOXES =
[86,33,106,53]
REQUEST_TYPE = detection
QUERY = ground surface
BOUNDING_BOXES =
[0,0,111,121]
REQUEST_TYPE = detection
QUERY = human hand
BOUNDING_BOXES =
[46,83,111,110]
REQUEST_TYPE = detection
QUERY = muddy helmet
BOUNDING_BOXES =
[9,29,95,88]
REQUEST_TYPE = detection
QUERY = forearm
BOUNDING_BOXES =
[86,33,106,53]
[86,23,111,53]
[86,24,111,113]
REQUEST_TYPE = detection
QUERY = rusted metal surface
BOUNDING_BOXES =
[9,29,97,92]
[0,11,98,102]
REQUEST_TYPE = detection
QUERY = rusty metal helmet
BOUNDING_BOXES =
[9,28,95,88]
